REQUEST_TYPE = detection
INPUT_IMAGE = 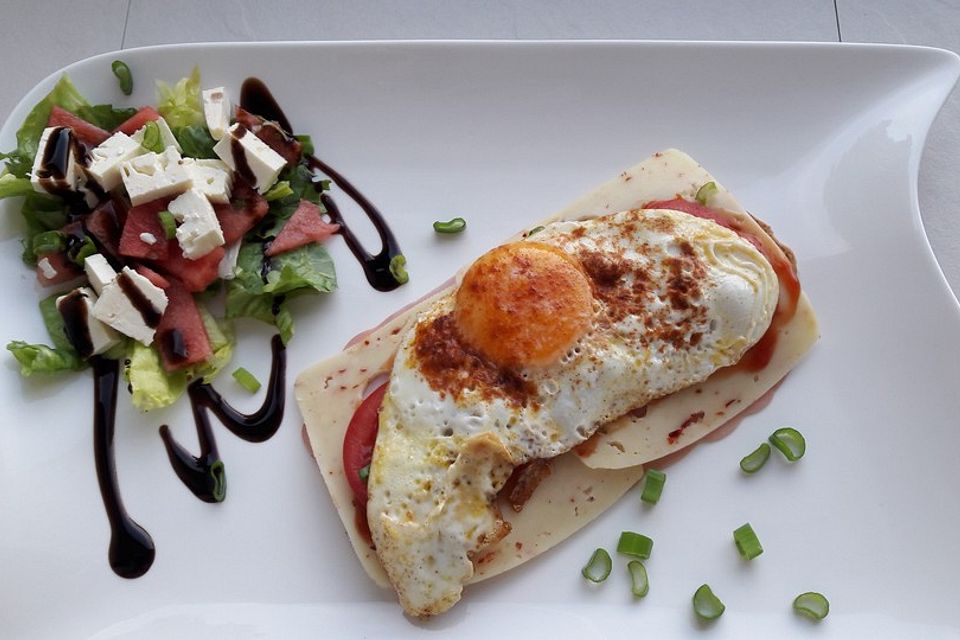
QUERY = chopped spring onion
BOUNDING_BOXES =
[232,367,262,393]
[693,584,725,620]
[627,560,649,597]
[318,179,332,191]
[140,120,163,153]
[641,468,666,504]
[358,464,370,483]
[526,225,545,237]
[740,442,771,474]
[111,60,133,95]
[695,181,719,205]
[209,459,226,502]
[264,180,293,201]
[769,427,806,462]
[617,531,654,559]
[32,230,66,256]
[733,522,763,560]
[433,217,467,234]
[158,211,177,240]
[389,254,409,285]
[69,236,97,266]
[581,547,612,583]
[793,592,830,620]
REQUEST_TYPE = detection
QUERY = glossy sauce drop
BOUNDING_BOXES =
[92,357,156,579]
[240,78,404,292]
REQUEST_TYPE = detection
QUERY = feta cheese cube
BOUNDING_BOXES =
[180,157,233,204]
[31,126,82,196]
[37,257,58,280]
[213,123,286,195]
[56,287,121,358]
[120,146,192,206]
[92,267,168,345]
[202,87,232,140]
[131,116,181,153]
[168,188,225,259]
[83,253,118,295]
[86,132,145,191]
[218,241,242,280]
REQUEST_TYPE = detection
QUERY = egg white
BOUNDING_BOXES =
[367,207,779,616]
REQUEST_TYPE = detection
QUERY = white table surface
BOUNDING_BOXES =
[1,0,958,295]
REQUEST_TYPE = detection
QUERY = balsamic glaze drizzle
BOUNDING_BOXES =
[92,357,156,579]
[159,335,286,503]
[86,77,396,577]
[239,78,404,292]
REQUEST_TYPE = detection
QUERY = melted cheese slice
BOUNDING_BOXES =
[294,148,818,594]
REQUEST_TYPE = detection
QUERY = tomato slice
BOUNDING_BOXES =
[343,382,388,506]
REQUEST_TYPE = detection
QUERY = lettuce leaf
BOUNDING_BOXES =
[19,192,68,265]
[75,104,138,131]
[225,241,334,344]
[174,124,218,159]
[6,294,85,376]
[1,75,91,179]
[126,341,187,411]
[156,66,203,129]
[0,174,34,199]
[125,308,234,411]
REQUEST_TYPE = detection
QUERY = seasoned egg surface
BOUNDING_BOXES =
[367,207,779,616]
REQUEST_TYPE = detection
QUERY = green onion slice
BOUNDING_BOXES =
[769,427,806,462]
[526,225,545,237]
[358,464,371,483]
[695,181,719,205]
[32,230,66,256]
[264,180,293,201]
[581,547,612,583]
[617,531,653,559]
[140,120,163,153]
[733,522,763,560]
[389,254,409,285]
[70,236,98,266]
[740,442,771,474]
[111,60,133,96]
[693,584,725,620]
[627,560,649,597]
[793,592,830,620]
[158,211,177,240]
[232,367,262,393]
[641,468,666,504]
[209,459,226,503]
[433,217,466,234]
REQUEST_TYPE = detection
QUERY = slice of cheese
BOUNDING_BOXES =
[295,148,818,589]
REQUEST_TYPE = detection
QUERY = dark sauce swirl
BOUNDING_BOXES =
[240,78,404,292]
[92,357,156,578]
[159,335,286,502]
[85,77,396,577]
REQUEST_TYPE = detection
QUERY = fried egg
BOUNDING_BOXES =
[367,207,779,616]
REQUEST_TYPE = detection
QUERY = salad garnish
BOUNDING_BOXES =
[640,468,666,504]
[582,547,613,583]
[740,442,772,473]
[433,217,466,234]
[769,427,806,462]
[733,522,763,560]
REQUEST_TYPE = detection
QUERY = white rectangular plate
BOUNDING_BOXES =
[1,41,959,639]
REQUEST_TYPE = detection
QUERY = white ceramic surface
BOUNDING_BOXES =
[0,41,958,639]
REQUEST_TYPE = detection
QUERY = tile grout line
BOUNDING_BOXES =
[120,0,132,49]
[833,0,843,42]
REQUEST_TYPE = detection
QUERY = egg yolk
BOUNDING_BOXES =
[454,242,593,368]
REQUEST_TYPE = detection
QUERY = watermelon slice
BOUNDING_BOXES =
[115,106,161,135]
[119,199,171,261]
[152,244,224,293]
[265,200,339,257]
[35,251,82,286]
[83,200,124,261]
[155,278,213,371]
[47,106,110,147]
[214,181,269,244]
[134,265,171,290]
